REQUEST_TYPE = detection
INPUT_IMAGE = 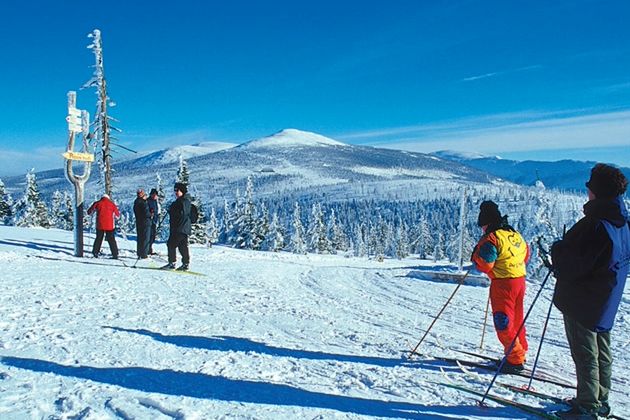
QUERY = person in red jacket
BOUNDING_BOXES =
[87,194,120,259]
[472,200,530,373]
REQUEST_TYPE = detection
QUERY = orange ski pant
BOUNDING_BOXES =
[490,277,528,365]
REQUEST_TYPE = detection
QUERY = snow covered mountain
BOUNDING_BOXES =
[4,129,501,205]
[432,150,630,191]
[238,128,346,149]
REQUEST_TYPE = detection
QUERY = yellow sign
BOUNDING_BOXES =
[63,151,94,162]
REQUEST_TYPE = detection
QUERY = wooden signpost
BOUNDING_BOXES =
[63,91,92,257]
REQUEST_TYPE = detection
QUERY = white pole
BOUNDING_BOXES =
[457,188,467,272]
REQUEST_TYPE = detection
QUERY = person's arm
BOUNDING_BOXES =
[551,219,610,281]
[472,234,497,274]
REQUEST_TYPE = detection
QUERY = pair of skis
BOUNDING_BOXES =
[436,350,627,420]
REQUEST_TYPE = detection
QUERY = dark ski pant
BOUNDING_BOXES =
[167,232,190,265]
[563,314,612,413]
[93,229,118,258]
[149,222,158,253]
[136,221,151,258]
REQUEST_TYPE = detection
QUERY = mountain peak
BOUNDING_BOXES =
[240,128,346,149]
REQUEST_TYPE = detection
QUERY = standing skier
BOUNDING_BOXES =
[472,200,529,373]
[147,188,160,255]
[162,182,193,271]
[87,194,120,259]
[133,189,151,259]
[551,163,629,419]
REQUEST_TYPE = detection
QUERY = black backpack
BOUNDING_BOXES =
[190,203,199,224]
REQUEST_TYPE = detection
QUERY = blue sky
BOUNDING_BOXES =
[1,0,629,176]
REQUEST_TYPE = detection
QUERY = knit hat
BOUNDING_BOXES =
[149,188,158,196]
[174,182,187,194]
[585,163,628,199]
[137,188,145,197]
[477,200,502,227]
[102,194,110,200]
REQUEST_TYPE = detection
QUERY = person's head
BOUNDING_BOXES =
[137,188,146,199]
[477,200,502,229]
[149,188,158,197]
[102,193,110,200]
[585,163,628,200]
[174,182,187,197]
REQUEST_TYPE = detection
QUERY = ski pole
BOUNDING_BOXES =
[527,293,555,390]
[479,267,554,406]
[408,269,471,359]
[525,234,560,390]
[479,293,491,350]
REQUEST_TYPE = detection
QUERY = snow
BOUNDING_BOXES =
[132,142,237,166]
[1,225,629,419]
[350,166,459,180]
[239,128,347,149]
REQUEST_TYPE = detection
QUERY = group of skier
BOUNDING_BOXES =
[86,182,195,271]
[84,164,628,418]
[472,163,629,419]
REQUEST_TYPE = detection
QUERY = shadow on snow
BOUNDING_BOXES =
[2,356,517,419]
[104,327,420,369]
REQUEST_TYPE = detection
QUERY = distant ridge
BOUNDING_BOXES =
[432,152,630,191]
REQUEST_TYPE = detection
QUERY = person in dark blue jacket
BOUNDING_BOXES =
[551,163,629,419]
[133,189,152,259]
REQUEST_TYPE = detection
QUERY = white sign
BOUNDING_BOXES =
[68,107,81,117]
[66,115,82,133]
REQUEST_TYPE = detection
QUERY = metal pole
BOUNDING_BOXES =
[527,294,555,390]
[479,293,491,349]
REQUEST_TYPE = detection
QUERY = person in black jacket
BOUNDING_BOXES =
[147,188,160,255]
[162,182,193,271]
[133,189,152,259]
[551,163,629,419]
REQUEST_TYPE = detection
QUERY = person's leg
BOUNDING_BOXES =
[514,278,528,354]
[178,234,190,266]
[597,331,612,409]
[490,278,526,365]
[143,223,151,257]
[563,314,600,413]
[92,230,104,256]
[136,224,145,257]
[167,234,177,264]
[105,230,118,258]
[149,223,157,254]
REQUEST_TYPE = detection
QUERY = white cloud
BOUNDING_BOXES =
[460,65,543,83]
[345,109,630,160]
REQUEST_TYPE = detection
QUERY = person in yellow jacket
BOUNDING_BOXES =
[472,200,530,373]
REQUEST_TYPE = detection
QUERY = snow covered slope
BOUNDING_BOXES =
[1,226,629,418]
[130,142,236,166]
